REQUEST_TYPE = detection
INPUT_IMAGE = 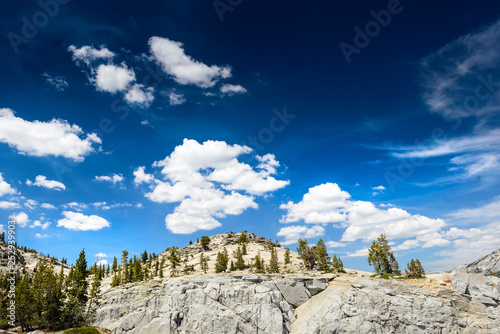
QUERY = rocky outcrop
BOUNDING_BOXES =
[450,249,500,308]
[291,276,499,334]
[95,273,500,334]
[451,249,500,276]
[94,274,330,334]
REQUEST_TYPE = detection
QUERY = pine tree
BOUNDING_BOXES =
[155,259,159,277]
[58,265,65,286]
[133,259,143,282]
[142,250,148,263]
[167,247,180,269]
[85,269,101,324]
[315,239,330,272]
[215,247,229,273]
[200,252,208,273]
[0,231,4,243]
[405,259,425,278]
[284,248,290,265]
[368,233,399,275]
[121,249,129,284]
[111,272,120,287]
[234,246,246,270]
[242,242,247,255]
[69,249,88,303]
[64,249,89,326]
[15,275,35,331]
[268,246,279,273]
[200,236,211,251]
[230,260,236,271]
[112,257,118,273]
[253,251,265,273]
[331,254,344,273]
[32,258,64,329]
[296,239,316,270]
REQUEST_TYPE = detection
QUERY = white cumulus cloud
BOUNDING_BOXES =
[149,36,231,88]
[0,108,101,161]
[68,45,115,65]
[95,174,124,185]
[0,201,20,209]
[30,220,50,230]
[93,64,136,94]
[280,182,446,243]
[26,175,66,191]
[57,211,110,231]
[0,173,16,197]
[133,166,155,185]
[9,212,29,228]
[145,139,289,234]
[124,84,155,108]
[277,225,325,245]
[220,84,247,96]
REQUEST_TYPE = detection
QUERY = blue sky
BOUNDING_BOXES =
[1,0,499,271]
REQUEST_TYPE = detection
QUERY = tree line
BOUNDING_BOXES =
[0,249,101,332]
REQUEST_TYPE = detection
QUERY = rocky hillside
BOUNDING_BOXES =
[159,232,304,275]
[0,240,70,275]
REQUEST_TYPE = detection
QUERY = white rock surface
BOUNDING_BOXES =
[94,274,330,334]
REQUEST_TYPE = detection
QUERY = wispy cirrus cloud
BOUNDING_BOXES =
[420,19,500,119]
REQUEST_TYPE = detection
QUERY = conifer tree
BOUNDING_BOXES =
[112,257,118,273]
[253,250,265,273]
[331,254,344,273]
[15,275,35,331]
[121,249,129,284]
[133,259,143,282]
[58,265,65,286]
[155,259,159,277]
[200,236,210,251]
[230,260,236,271]
[242,242,247,255]
[64,249,88,326]
[284,248,291,265]
[268,246,279,273]
[315,239,330,272]
[368,233,399,275]
[234,246,246,270]
[32,258,64,329]
[215,247,229,273]
[405,259,425,278]
[296,239,316,270]
[85,269,102,324]
[200,252,208,273]
[167,247,180,269]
